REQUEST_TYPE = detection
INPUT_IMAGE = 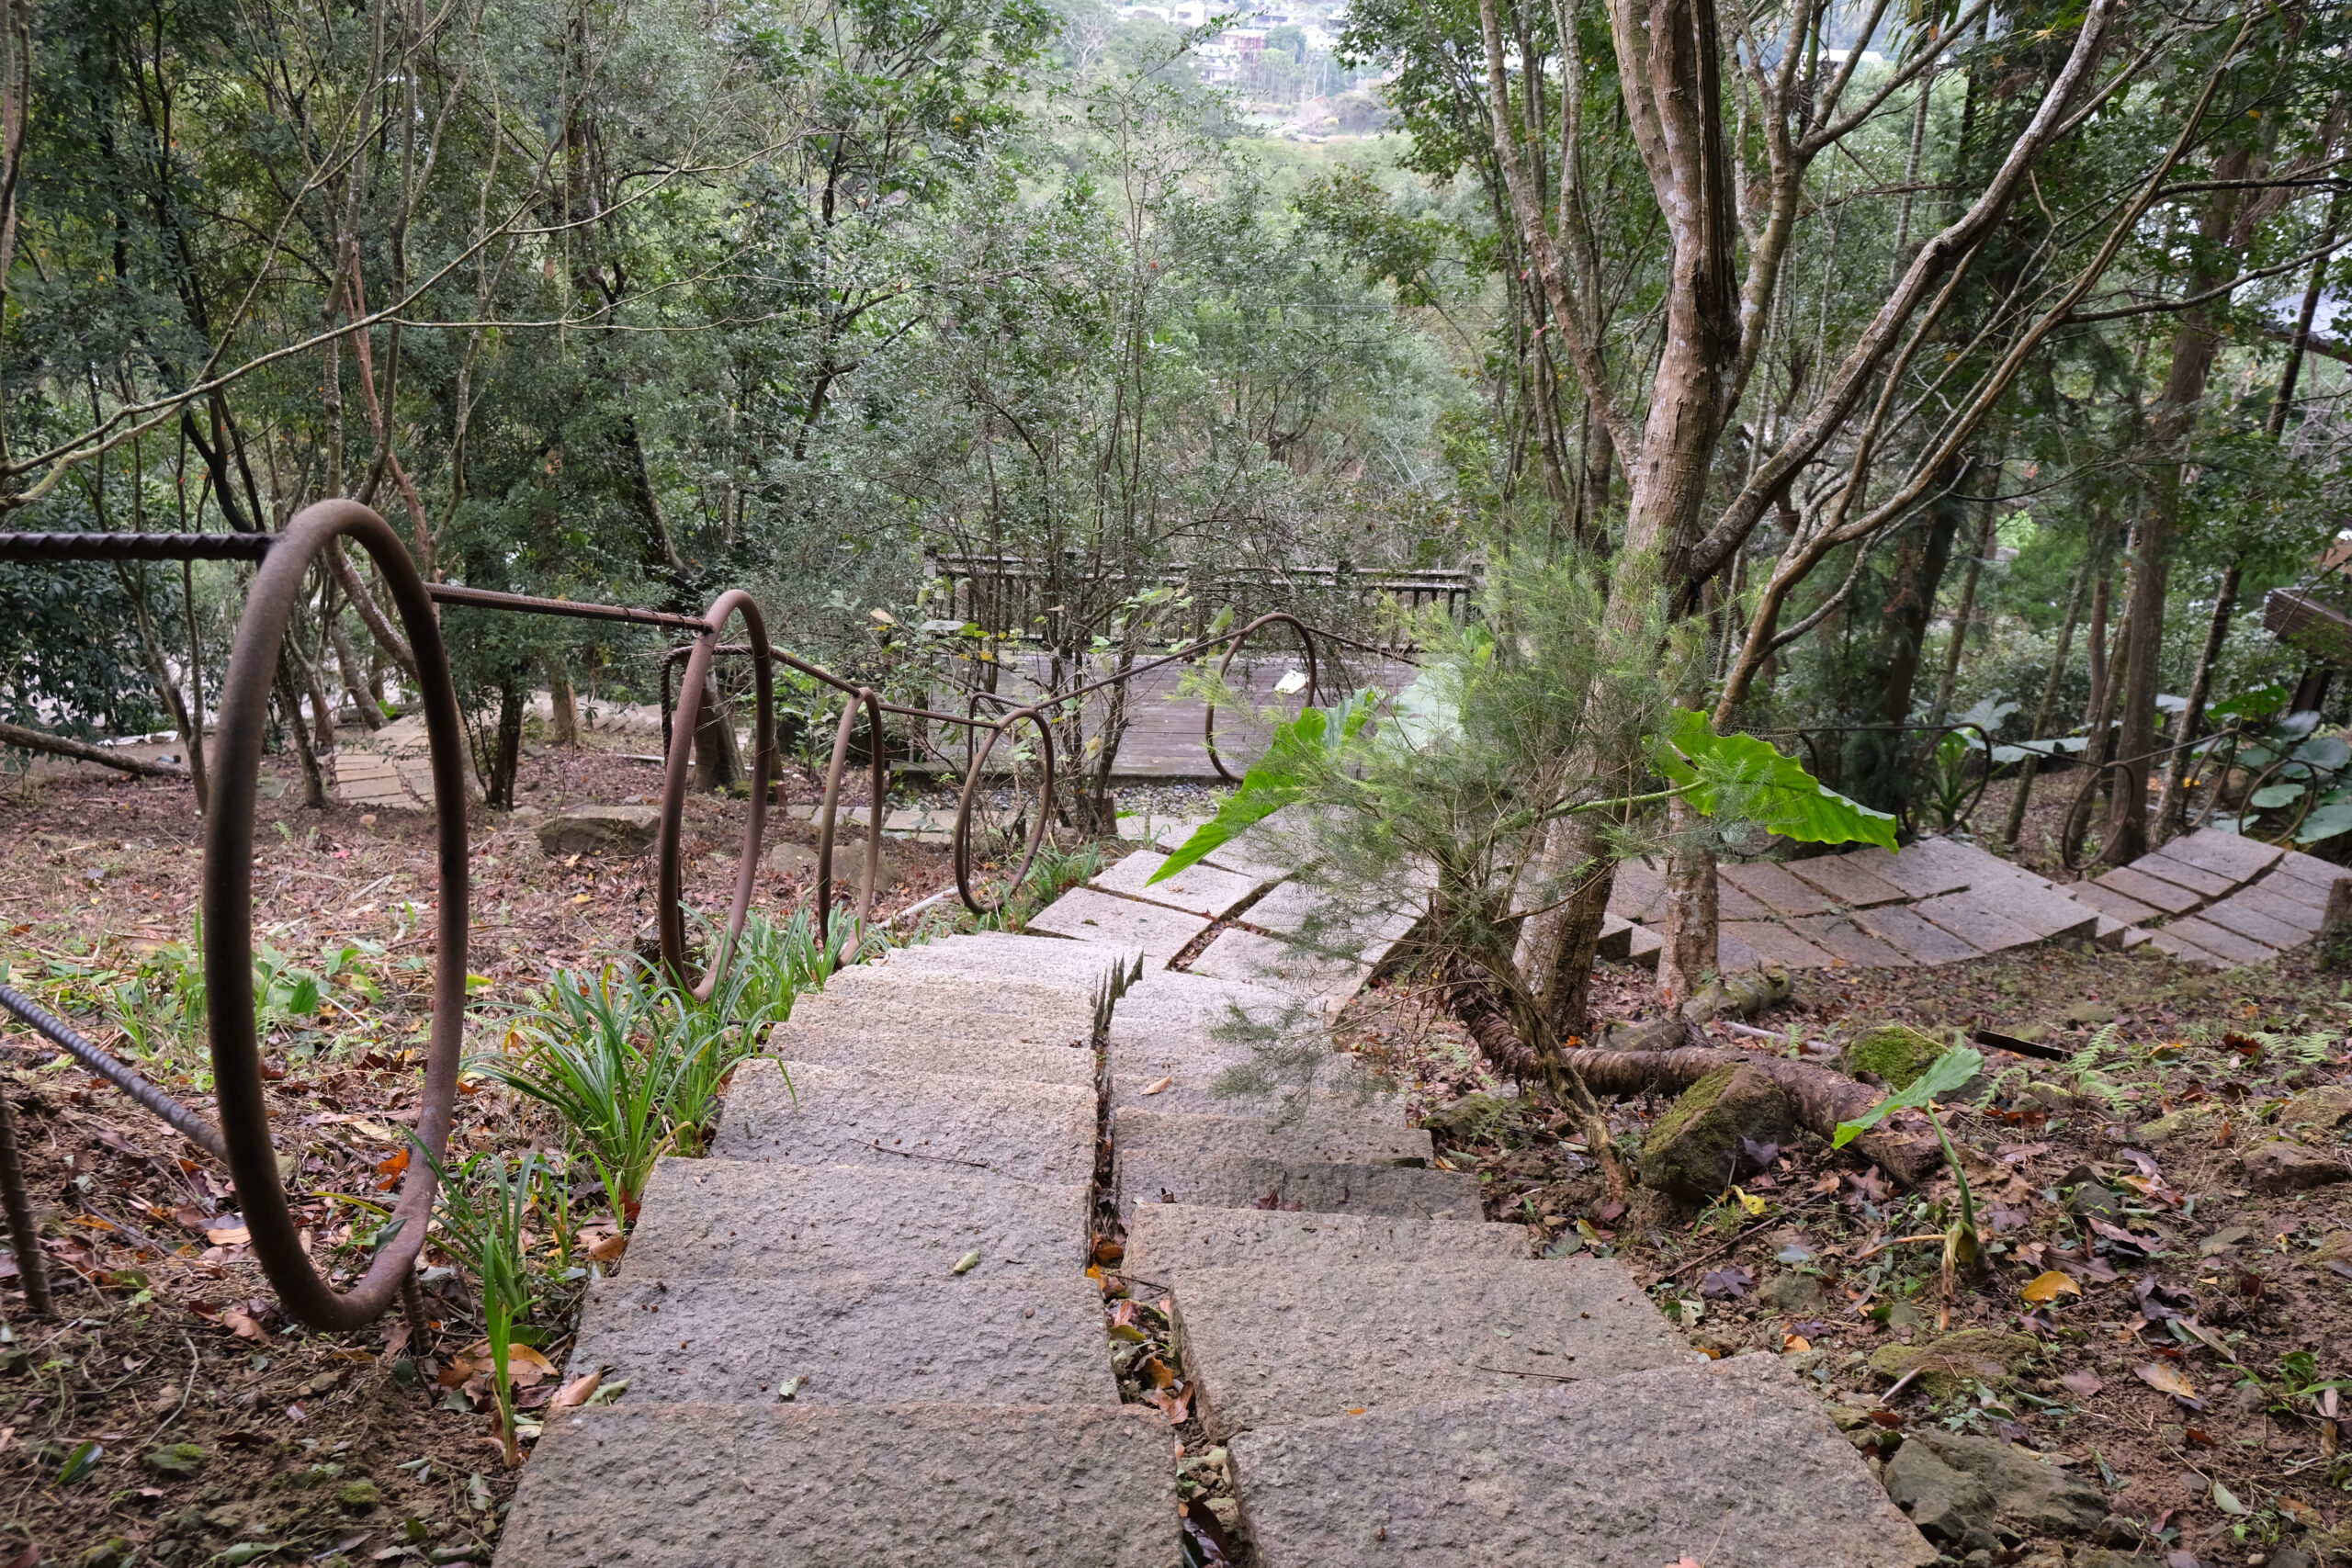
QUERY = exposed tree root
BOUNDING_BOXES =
[0,719,188,780]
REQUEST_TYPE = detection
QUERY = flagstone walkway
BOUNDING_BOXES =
[495,831,1940,1565]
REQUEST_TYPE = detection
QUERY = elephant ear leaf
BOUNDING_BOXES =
[1834,1048,1984,1147]
[1154,693,1374,882]
[1658,709,1899,852]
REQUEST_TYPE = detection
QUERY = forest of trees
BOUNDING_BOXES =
[3,0,2349,1047]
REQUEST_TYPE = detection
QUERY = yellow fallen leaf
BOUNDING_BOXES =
[504,1345,556,1386]
[586,1232,628,1264]
[1731,1186,1766,1217]
[2135,1361,2197,1399]
[2021,1270,2081,1304]
[952,1248,982,1276]
[1140,1076,1172,1096]
[1783,1334,1812,1353]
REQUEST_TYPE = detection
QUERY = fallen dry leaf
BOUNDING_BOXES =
[206,1223,252,1247]
[2135,1361,2197,1399]
[585,1232,628,1264]
[221,1308,268,1342]
[550,1369,604,1409]
[1140,1076,1172,1096]
[2021,1269,2081,1304]
[1782,1334,1812,1353]
[2060,1369,2103,1399]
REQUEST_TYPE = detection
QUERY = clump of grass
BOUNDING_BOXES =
[470,909,853,1228]
[425,1145,540,1468]
[973,838,1109,933]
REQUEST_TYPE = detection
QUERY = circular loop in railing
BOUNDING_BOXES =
[207,501,466,1332]
[657,591,776,1000]
[955,705,1057,917]
[1204,612,1321,786]
[814,689,886,946]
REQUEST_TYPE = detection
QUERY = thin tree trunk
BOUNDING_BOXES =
[0,719,186,777]
[1657,796,1718,1005]
[328,614,384,732]
[549,661,581,746]
[2152,558,2239,842]
[1999,552,2088,851]
[2064,604,2128,866]
[182,558,209,813]
[274,661,328,809]
[1928,458,2001,729]
[689,671,744,793]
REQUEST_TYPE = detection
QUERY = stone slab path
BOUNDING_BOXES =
[1600,828,2349,974]
[498,836,1939,1565]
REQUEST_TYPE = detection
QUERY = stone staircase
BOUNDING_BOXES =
[497,843,1935,1564]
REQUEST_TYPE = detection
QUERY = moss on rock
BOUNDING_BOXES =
[1637,1064,1794,1203]
[1841,1024,1948,1089]
[1869,1328,2039,1400]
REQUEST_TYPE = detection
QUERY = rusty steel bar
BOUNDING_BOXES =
[0,531,277,562]
[426,581,714,634]
[657,591,776,998]
[0,982,227,1159]
[1204,612,1322,785]
[954,706,1055,919]
[209,501,469,1332]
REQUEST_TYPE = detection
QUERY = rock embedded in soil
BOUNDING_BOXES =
[1884,1435,1998,1552]
[1840,1023,1949,1089]
[2279,1083,2352,1132]
[2234,1140,2352,1194]
[1869,1329,2040,1399]
[535,803,661,856]
[1758,1269,1829,1315]
[1899,1430,2107,1540]
[1637,1062,1795,1203]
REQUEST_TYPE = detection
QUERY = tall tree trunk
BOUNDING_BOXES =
[327,615,384,732]
[689,671,744,793]
[1928,457,2003,730]
[182,558,210,815]
[2065,603,2128,867]
[274,661,328,809]
[1656,796,1719,1004]
[549,661,581,746]
[2102,150,2250,864]
[2153,558,2239,842]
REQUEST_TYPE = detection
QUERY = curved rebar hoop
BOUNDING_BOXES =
[1922,721,1999,833]
[2187,727,2249,833]
[814,688,887,947]
[208,501,467,1332]
[657,591,776,1000]
[955,705,1057,918]
[1204,612,1322,786]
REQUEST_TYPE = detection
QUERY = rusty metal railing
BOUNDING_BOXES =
[0,506,1360,1332]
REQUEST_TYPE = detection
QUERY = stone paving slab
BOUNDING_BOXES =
[2165,826,2283,883]
[1170,1255,1689,1438]
[1118,1155,1478,1219]
[1720,919,1836,968]
[1783,854,1908,908]
[2068,879,2165,927]
[2162,914,2275,966]
[1190,927,1370,1001]
[1227,1354,1936,1568]
[1712,879,1770,920]
[2094,863,2205,915]
[1108,970,1303,1035]
[1108,1035,1385,1115]
[1113,1110,1430,1206]
[1984,880,2103,942]
[1717,861,1832,918]
[2195,897,2310,953]
[1847,903,1984,964]
[1605,860,1667,922]
[2145,927,2223,967]
[1912,892,2042,953]
[498,1402,1178,1568]
[1852,838,1973,899]
[1089,850,1263,919]
[567,1272,1115,1407]
[2268,848,2352,896]
[623,1156,1089,1280]
[787,981,1100,1047]
[1784,914,1913,967]
[1239,880,1420,962]
[772,1016,1097,1089]
[2128,850,2236,900]
[2233,880,2325,933]
[873,935,1143,998]
[1714,925,1764,972]
[716,1060,1097,1186]
[1026,886,1213,964]
[1121,1205,1526,1282]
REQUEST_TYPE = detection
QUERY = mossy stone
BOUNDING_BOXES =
[1840,1024,1947,1089]
[335,1480,382,1512]
[1420,1093,1527,1146]
[1637,1064,1794,1203]
[1868,1328,2039,1399]
[2137,1102,2218,1144]
[145,1442,206,1477]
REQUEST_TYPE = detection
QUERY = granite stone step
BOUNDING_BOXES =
[1118,1155,1478,1218]
[2231,879,2326,934]
[1089,849,1266,918]
[870,933,1143,995]
[1847,903,1984,964]
[2145,927,2225,967]
[1238,879,1420,963]
[771,1014,1097,1089]
[497,1402,1177,1568]
[2194,895,2310,953]
[1783,852,1909,908]
[1717,861,1833,918]
[2163,825,2283,884]
[1720,919,1835,968]
[2093,863,2205,916]
[1170,1255,1689,1438]
[1784,914,1913,967]
[1027,885,1214,964]
[1189,927,1371,1003]
[2128,849,2236,900]
[1226,1354,1935,1568]
[1112,1107,1431,1202]
[2159,913,2275,966]
[1121,1204,1525,1282]
[1849,838,1974,899]
[715,1060,1096,1186]
[623,1156,1090,1280]
[2068,879,2165,928]
[565,1271,1115,1407]
[1912,892,2044,953]
[1109,1053,1389,1116]
[785,980,1100,1049]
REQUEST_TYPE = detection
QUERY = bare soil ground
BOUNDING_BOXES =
[1340,943,2352,1567]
